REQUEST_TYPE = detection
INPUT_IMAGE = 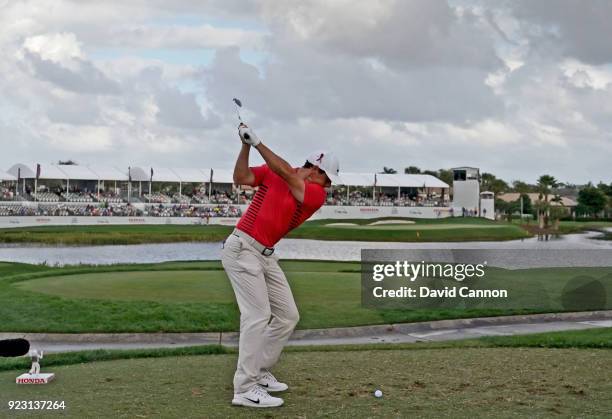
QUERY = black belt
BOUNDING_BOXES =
[232,229,275,256]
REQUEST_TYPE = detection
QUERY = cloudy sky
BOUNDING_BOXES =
[1,0,610,184]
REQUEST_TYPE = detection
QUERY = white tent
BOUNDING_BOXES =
[0,171,16,181]
[172,168,208,183]
[149,168,180,183]
[375,174,403,187]
[127,167,149,182]
[376,174,449,189]
[54,165,99,181]
[88,165,128,181]
[339,172,375,187]
[211,168,234,184]
[149,167,182,195]
[6,163,68,198]
[402,174,448,188]
[6,163,34,179]
[7,163,67,180]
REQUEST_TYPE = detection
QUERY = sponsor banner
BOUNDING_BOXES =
[0,205,452,228]
[312,206,452,220]
[0,216,239,228]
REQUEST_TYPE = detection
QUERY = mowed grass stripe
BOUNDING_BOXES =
[0,217,532,244]
[3,260,611,333]
[14,270,358,304]
[1,348,610,418]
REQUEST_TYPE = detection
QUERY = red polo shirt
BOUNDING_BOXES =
[236,164,326,247]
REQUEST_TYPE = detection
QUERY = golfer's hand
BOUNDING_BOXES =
[238,123,261,146]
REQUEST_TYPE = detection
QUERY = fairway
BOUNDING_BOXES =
[1,348,610,418]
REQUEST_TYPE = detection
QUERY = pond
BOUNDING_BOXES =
[0,230,610,267]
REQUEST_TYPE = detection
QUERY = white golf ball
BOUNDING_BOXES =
[374,390,383,398]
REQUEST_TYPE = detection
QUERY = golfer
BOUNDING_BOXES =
[222,123,340,408]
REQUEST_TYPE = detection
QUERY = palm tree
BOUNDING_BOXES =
[550,194,565,230]
[536,175,560,229]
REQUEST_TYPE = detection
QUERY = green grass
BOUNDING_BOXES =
[1,346,611,418]
[1,261,610,333]
[289,217,530,242]
[513,219,612,235]
[1,328,611,374]
[557,220,612,234]
[0,224,234,245]
[0,217,531,244]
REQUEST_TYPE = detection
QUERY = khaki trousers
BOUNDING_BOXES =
[221,233,299,393]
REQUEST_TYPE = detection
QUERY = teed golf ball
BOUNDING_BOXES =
[374,390,383,398]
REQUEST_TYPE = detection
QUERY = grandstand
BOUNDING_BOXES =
[1,162,452,220]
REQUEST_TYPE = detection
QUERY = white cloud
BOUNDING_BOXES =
[22,32,83,65]
[0,0,609,184]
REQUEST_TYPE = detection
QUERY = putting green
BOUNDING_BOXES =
[13,267,360,304]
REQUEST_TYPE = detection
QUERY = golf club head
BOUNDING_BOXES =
[232,98,244,123]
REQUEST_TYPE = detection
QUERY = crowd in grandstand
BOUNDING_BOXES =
[0,203,241,218]
[1,186,14,201]
[1,181,448,217]
[327,190,447,207]
[144,204,241,218]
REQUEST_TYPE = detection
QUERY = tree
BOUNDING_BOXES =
[577,185,607,217]
[437,169,453,186]
[598,182,612,217]
[381,167,397,174]
[58,160,77,165]
[404,166,421,174]
[481,173,509,195]
[536,175,560,228]
[521,193,533,216]
[512,180,531,193]
[537,175,560,203]
[597,182,612,198]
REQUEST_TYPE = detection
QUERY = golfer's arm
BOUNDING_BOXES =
[254,143,306,202]
[233,143,256,186]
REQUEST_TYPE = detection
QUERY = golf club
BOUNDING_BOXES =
[232,97,250,140]
[233,97,243,122]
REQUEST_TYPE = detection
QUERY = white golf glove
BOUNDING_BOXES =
[238,124,261,146]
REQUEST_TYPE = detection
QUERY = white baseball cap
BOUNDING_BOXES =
[306,151,342,185]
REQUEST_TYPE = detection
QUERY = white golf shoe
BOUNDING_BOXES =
[232,385,284,408]
[258,370,289,392]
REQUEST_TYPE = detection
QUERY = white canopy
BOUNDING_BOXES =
[375,174,403,187]
[340,172,375,187]
[3,162,449,188]
[339,173,449,188]
[7,163,67,180]
[211,168,234,184]
[55,165,99,180]
[172,168,208,183]
[375,174,449,188]
[88,165,129,181]
[150,167,181,183]
[0,171,16,181]
[128,167,149,182]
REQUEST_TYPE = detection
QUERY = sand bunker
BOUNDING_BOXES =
[368,220,415,226]
[325,222,359,226]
